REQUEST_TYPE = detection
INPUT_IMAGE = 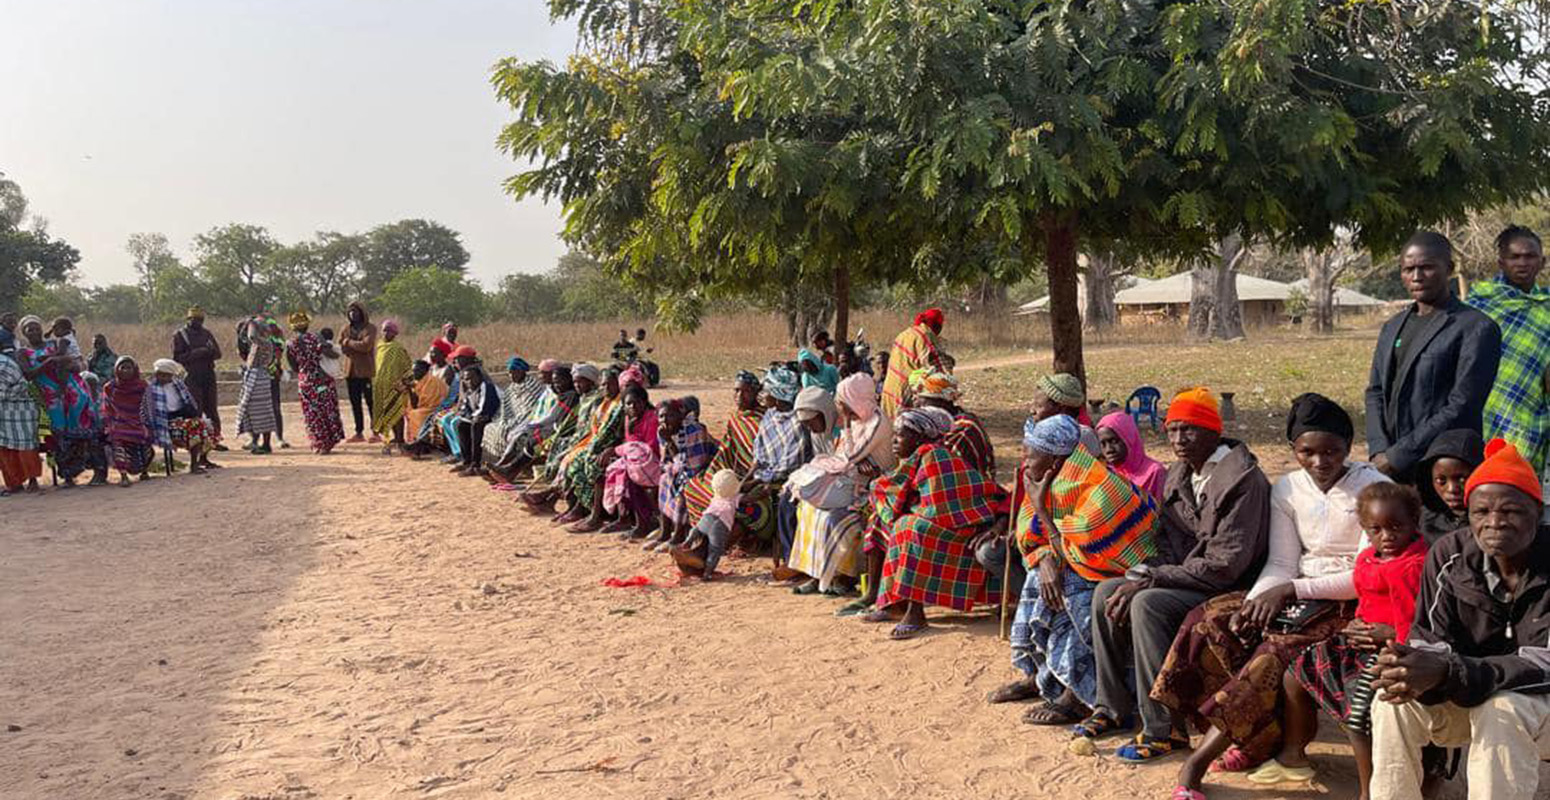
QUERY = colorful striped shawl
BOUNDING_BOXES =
[1015,447,1159,581]
[880,324,942,418]
[871,443,1004,532]
[945,410,995,478]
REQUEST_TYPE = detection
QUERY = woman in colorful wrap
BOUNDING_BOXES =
[986,414,1159,726]
[0,344,42,495]
[667,371,767,549]
[786,373,895,596]
[286,311,346,454]
[589,376,661,537]
[774,385,839,570]
[737,366,808,553]
[520,362,605,514]
[1096,411,1167,501]
[487,361,578,484]
[402,359,449,458]
[880,308,946,418]
[647,397,716,548]
[482,357,546,464]
[910,367,995,477]
[17,314,97,485]
[148,359,220,473]
[371,319,413,453]
[103,356,155,485]
[855,406,1007,639]
[434,346,482,461]
[236,317,280,454]
[550,366,625,526]
[1152,393,1390,793]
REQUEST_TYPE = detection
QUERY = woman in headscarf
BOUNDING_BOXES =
[1152,393,1390,789]
[738,366,808,550]
[520,363,605,513]
[667,370,769,549]
[434,346,481,461]
[285,311,346,454]
[1096,410,1167,500]
[0,344,42,495]
[482,357,545,464]
[787,373,895,596]
[487,362,578,484]
[987,414,1160,725]
[371,318,413,453]
[103,356,154,485]
[797,347,840,394]
[910,367,994,477]
[428,322,458,361]
[589,380,661,536]
[16,314,97,485]
[148,359,220,473]
[555,366,628,527]
[647,397,717,548]
[236,317,280,454]
[401,360,447,458]
[853,406,1006,638]
[880,308,947,418]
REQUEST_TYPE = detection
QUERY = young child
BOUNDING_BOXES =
[1267,481,1428,800]
[48,317,83,367]
[317,327,345,380]
[1414,429,1484,544]
[672,469,741,579]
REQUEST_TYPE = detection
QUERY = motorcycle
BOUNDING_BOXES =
[611,344,662,387]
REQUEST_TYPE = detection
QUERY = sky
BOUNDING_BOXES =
[0,0,576,288]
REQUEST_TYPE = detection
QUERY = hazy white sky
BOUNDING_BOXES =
[1,0,576,288]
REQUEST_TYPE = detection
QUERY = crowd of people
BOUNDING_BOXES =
[4,227,1550,800]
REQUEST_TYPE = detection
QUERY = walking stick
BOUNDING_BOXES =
[999,512,1014,642]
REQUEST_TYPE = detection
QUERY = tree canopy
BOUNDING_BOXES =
[497,0,1550,379]
[0,172,80,306]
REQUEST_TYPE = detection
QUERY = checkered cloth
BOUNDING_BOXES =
[659,418,718,525]
[874,443,1007,611]
[945,410,995,477]
[751,408,806,482]
[681,410,763,524]
[148,379,200,448]
[0,354,39,450]
[1467,277,1550,471]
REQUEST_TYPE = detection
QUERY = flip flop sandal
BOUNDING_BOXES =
[1115,735,1191,763]
[835,600,872,618]
[1070,711,1130,740]
[1024,702,1086,726]
[1246,759,1317,785]
[987,681,1043,704]
[889,622,927,640]
[1210,745,1255,773]
[1170,787,1207,800]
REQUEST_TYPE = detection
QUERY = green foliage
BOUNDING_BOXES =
[376,266,488,326]
[192,223,280,315]
[21,281,93,321]
[0,172,80,308]
[266,232,364,313]
[87,284,150,324]
[357,219,470,298]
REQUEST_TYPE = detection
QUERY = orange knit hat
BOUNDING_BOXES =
[1165,387,1223,433]
[1465,438,1544,504]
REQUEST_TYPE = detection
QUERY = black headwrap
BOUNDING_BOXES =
[735,370,759,387]
[1285,392,1354,444]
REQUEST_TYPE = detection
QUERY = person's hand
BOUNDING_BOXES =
[742,482,770,503]
[856,460,881,480]
[1374,642,1451,704]
[1104,578,1150,624]
[1038,554,1065,613]
[1232,583,1297,634]
[1371,451,1394,477]
[1345,620,1398,651]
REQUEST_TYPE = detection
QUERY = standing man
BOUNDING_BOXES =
[1364,231,1500,481]
[1467,225,1550,472]
[339,301,378,443]
[172,306,225,449]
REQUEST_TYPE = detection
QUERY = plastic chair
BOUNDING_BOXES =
[1126,386,1163,431]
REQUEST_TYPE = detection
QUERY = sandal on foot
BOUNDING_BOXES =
[1246,759,1317,785]
[1115,734,1191,763]
[1024,701,1087,726]
[860,608,899,624]
[987,680,1043,704]
[822,584,859,598]
[1209,745,1255,773]
[1170,787,1206,800]
[889,622,928,640]
[835,600,873,618]
[1070,711,1131,740]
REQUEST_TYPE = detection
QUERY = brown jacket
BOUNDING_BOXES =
[339,302,377,379]
[1150,438,1271,593]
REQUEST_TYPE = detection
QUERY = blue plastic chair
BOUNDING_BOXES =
[1126,386,1163,431]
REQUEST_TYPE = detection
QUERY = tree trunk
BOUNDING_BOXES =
[832,264,851,345]
[1083,251,1119,331]
[1188,268,1215,340]
[1210,233,1246,340]
[1043,213,1085,384]
[1304,249,1337,334]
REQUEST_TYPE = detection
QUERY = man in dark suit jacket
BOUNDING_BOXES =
[1365,231,1501,480]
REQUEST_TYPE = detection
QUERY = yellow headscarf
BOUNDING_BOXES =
[288,311,311,331]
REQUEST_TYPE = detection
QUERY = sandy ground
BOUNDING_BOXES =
[0,383,1540,800]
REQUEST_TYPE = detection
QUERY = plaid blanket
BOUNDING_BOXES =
[148,379,200,448]
[751,408,806,482]
[681,409,763,524]
[1014,447,1159,581]
[945,410,995,477]
[1467,277,1550,471]
[875,444,1007,611]
[0,354,39,450]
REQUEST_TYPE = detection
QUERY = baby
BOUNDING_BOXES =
[680,469,741,578]
[317,327,344,379]
[49,317,83,366]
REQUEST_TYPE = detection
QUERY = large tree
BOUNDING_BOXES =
[357,219,470,298]
[193,223,280,315]
[266,231,363,313]
[0,172,80,306]
[499,0,1550,381]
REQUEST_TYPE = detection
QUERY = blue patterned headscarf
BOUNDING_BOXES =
[1024,414,1080,456]
[506,356,531,372]
[761,366,801,403]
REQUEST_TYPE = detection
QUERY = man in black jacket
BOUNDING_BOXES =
[1370,440,1550,799]
[1364,231,1500,480]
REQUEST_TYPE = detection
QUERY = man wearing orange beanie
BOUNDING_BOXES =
[1082,387,1271,761]
[1370,438,1550,800]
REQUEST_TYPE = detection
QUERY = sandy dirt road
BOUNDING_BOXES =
[0,388,1524,800]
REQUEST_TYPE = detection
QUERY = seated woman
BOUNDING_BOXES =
[555,367,627,528]
[1414,429,1484,544]
[1150,393,1389,795]
[148,359,220,473]
[481,357,547,465]
[860,407,1006,640]
[989,414,1160,725]
[910,368,994,477]
[737,366,809,552]
[402,360,449,458]
[102,357,154,486]
[451,364,502,477]
[648,397,716,548]
[1275,482,1428,800]
[1096,411,1167,500]
[577,375,658,534]
[487,362,579,485]
[521,364,614,520]
[665,371,773,551]
[787,373,894,597]
[773,385,839,572]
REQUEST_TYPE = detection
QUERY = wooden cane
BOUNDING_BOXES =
[999,525,1013,641]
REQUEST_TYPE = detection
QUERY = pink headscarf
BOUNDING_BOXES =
[836,373,877,421]
[1097,411,1167,501]
[620,363,647,388]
